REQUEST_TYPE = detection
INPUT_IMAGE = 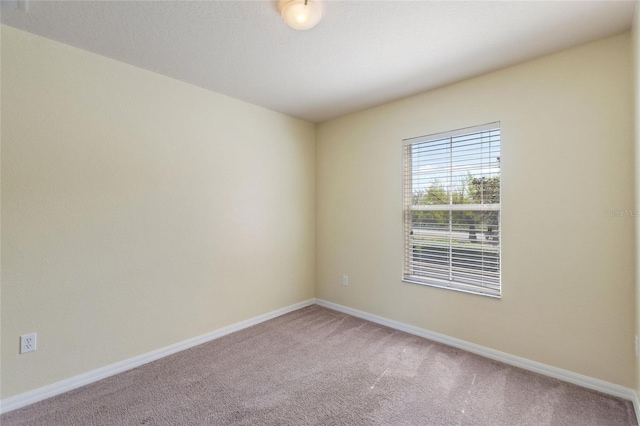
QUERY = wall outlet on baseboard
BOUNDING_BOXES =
[20,333,37,354]
[342,275,348,286]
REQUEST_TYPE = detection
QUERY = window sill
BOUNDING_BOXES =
[402,278,501,299]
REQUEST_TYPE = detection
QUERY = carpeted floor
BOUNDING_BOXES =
[1,305,637,425]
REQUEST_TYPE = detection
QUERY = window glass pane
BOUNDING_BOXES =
[403,123,501,297]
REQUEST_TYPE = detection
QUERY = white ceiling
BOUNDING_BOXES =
[1,1,636,123]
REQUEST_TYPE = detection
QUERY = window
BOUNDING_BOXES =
[403,123,501,297]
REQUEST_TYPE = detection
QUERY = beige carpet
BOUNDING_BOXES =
[2,305,637,425]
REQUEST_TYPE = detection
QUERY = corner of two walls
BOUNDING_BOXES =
[633,3,640,398]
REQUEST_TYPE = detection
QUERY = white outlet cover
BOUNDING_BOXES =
[20,332,37,354]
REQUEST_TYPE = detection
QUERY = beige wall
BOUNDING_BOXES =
[634,4,640,396]
[316,33,636,387]
[0,26,315,398]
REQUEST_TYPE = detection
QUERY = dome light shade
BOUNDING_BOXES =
[281,0,322,30]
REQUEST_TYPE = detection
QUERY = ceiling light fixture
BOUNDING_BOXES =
[281,0,322,31]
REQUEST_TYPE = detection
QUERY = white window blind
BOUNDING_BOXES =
[403,123,501,297]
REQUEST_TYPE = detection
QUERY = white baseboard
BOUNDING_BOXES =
[0,299,315,414]
[3,298,637,421]
[315,299,638,406]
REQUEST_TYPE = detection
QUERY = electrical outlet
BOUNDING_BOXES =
[20,333,36,354]
[342,275,348,286]
[635,335,639,358]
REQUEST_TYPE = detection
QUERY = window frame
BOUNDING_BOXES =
[402,122,502,298]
